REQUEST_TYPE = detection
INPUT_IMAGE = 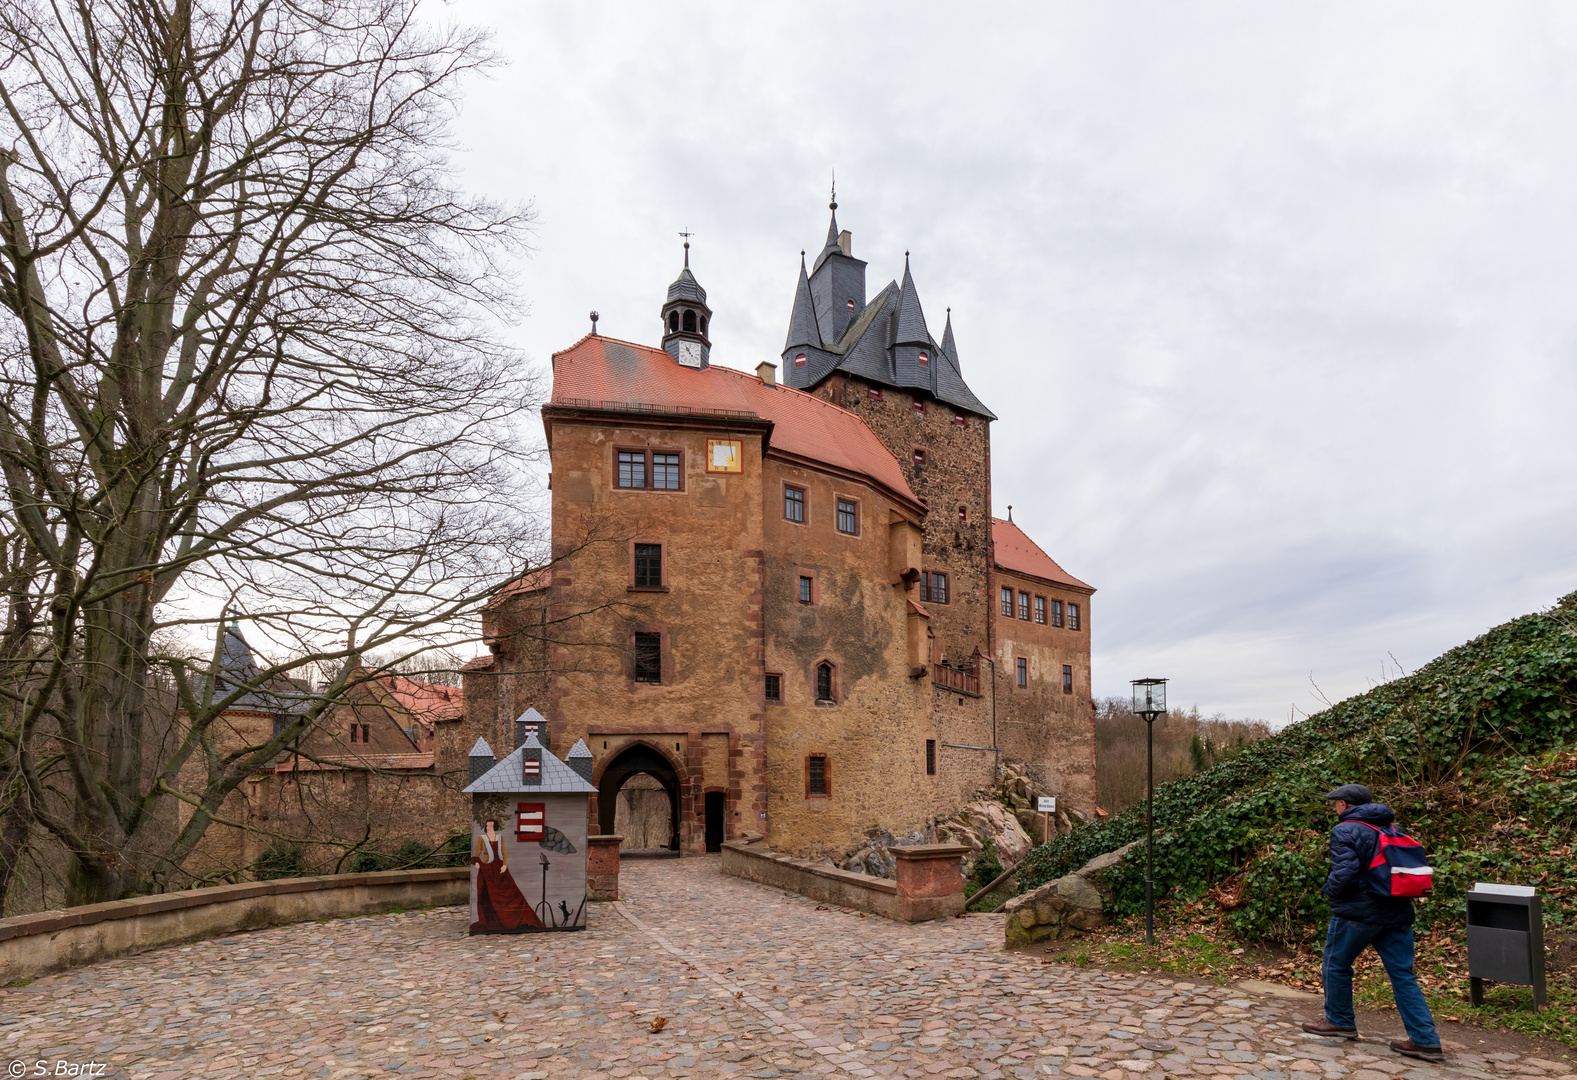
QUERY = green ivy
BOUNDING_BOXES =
[1015,591,1577,941]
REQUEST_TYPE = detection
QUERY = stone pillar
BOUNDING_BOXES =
[893,843,970,922]
[587,834,623,901]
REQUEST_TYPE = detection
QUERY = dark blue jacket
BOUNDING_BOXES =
[1323,802,1416,928]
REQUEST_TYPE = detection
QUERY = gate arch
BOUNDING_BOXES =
[596,742,681,851]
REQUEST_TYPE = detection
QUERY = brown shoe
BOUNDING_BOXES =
[1300,1019,1358,1039]
[1389,1040,1444,1062]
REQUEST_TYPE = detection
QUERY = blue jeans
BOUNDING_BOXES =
[1322,916,1439,1048]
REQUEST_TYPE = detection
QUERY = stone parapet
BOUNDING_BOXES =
[587,834,624,900]
[893,844,970,922]
[0,867,468,983]
[722,837,966,923]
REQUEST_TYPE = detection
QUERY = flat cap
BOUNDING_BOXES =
[1323,783,1373,805]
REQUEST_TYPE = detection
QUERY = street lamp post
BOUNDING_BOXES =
[1131,678,1168,947]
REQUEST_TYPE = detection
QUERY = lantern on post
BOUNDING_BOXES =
[1131,678,1168,946]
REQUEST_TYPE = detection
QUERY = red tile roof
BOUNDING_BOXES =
[549,335,919,507]
[992,519,1094,592]
[486,569,548,610]
[379,675,463,726]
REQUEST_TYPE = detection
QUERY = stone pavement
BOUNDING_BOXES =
[0,857,1570,1080]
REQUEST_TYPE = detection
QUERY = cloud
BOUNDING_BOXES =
[446,1,1577,721]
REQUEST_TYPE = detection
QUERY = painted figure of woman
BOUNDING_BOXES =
[470,819,541,932]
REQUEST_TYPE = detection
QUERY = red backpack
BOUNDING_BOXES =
[1357,822,1433,898]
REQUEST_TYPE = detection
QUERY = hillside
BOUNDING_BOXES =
[1014,589,1577,1039]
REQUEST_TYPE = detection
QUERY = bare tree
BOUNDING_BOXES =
[0,0,544,905]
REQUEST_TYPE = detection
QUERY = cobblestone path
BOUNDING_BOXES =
[1,857,1570,1080]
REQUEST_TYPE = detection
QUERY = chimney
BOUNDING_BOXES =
[468,737,496,786]
[566,738,594,783]
[756,361,777,386]
[838,230,852,257]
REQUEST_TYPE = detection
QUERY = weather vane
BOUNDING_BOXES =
[678,229,694,267]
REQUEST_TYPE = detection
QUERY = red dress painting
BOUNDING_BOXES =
[471,821,541,932]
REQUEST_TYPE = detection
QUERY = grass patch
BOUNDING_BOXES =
[4,977,34,988]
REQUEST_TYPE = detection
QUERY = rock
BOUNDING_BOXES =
[940,799,1033,871]
[1014,808,1045,840]
[1002,841,1139,948]
[840,827,925,880]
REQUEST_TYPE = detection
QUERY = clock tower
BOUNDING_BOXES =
[661,237,712,368]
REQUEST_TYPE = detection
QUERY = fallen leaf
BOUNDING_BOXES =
[493,1010,507,1020]
[734,991,743,999]
[649,1016,668,1033]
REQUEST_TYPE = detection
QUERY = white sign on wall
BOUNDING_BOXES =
[1037,796,1056,813]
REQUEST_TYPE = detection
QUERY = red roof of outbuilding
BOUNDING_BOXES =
[992,519,1094,592]
[549,335,919,507]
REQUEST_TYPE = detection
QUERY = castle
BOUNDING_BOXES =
[462,199,1097,859]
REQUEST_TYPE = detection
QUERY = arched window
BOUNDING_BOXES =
[699,316,708,336]
[683,310,697,333]
[668,311,679,333]
[816,662,834,702]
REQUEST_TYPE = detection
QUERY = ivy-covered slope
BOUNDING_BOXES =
[1017,590,1577,941]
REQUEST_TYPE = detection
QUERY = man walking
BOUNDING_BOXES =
[1301,784,1443,1062]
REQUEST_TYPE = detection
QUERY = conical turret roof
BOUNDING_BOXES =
[784,254,822,350]
[894,256,930,345]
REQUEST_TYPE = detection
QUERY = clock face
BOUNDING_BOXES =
[677,340,703,368]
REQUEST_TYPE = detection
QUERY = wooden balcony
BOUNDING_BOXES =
[931,663,981,697]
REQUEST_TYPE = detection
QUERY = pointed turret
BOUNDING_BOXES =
[566,738,594,783]
[468,737,496,786]
[895,254,930,345]
[812,206,843,273]
[940,308,958,367]
[784,253,821,355]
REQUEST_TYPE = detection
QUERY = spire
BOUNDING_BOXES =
[895,253,929,345]
[813,207,841,272]
[940,307,958,367]
[784,251,821,352]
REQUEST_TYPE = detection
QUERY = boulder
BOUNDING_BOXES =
[1001,839,1140,949]
[935,799,1033,874]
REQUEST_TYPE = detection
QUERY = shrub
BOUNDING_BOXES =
[254,844,308,880]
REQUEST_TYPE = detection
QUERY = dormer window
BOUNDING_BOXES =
[794,353,807,366]
[846,300,856,311]
[918,351,929,365]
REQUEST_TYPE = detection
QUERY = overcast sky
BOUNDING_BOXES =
[444,2,1577,724]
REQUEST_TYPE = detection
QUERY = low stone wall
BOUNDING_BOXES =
[0,867,468,983]
[721,837,968,922]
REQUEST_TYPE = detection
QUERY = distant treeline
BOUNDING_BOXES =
[1095,699,1271,814]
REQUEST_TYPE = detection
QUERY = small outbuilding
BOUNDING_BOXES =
[462,730,597,933]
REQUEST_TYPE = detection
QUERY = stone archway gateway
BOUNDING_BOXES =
[597,743,681,850]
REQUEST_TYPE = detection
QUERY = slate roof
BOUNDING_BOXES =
[199,625,313,714]
[992,518,1094,593]
[782,210,995,420]
[547,334,919,508]
[666,266,707,306]
[462,731,598,794]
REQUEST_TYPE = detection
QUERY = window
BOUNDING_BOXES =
[784,485,805,523]
[1050,599,1064,628]
[700,317,708,335]
[633,543,663,589]
[652,453,681,490]
[912,448,926,468]
[1035,596,1046,624]
[668,312,678,332]
[836,498,858,535]
[925,739,937,776]
[765,674,782,702]
[1018,591,1030,620]
[682,310,696,333]
[868,386,881,400]
[816,662,834,701]
[617,450,646,489]
[954,413,967,428]
[918,350,929,365]
[794,352,807,366]
[349,723,369,744]
[913,399,925,415]
[1062,665,1074,694]
[957,505,967,523]
[807,754,829,796]
[1016,657,1028,687]
[1001,586,1013,617]
[633,632,662,683]
[616,448,682,491]
[516,802,545,842]
[1069,603,1082,631]
[799,576,813,604]
[920,570,949,604]
[846,299,856,311]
